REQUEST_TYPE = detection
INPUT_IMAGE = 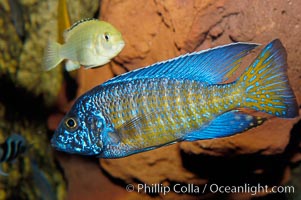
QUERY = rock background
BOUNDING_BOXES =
[50,0,301,200]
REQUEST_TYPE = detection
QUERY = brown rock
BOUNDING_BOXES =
[76,65,114,96]
[55,153,128,200]
[47,113,64,131]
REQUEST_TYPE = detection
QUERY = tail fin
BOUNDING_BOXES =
[237,39,298,118]
[43,41,63,71]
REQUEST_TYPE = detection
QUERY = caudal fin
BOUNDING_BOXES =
[43,41,63,71]
[237,39,298,118]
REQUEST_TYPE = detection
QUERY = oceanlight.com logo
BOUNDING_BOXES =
[125,183,295,196]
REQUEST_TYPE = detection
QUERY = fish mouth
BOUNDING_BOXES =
[117,41,125,50]
[51,136,67,152]
[50,132,74,153]
[51,136,82,154]
[51,132,99,155]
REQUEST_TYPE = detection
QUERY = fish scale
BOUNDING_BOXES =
[98,78,240,149]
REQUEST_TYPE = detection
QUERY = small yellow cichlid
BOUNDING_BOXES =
[43,18,125,71]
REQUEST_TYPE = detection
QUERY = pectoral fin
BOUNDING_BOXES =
[65,60,81,71]
[116,113,156,140]
[183,110,266,141]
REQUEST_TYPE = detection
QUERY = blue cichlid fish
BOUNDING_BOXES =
[0,134,27,175]
[51,39,299,158]
[43,18,125,71]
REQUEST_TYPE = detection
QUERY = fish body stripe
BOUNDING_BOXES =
[0,135,26,163]
[95,78,241,149]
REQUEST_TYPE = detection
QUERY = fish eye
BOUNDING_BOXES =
[64,117,78,130]
[104,32,110,42]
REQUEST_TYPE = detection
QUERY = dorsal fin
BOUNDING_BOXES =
[103,42,260,86]
[63,18,98,41]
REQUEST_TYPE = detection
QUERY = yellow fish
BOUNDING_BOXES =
[43,18,125,71]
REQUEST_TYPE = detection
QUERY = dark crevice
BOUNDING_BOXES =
[63,70,78,101]
[0,75,51,122]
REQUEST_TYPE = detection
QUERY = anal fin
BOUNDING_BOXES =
[183,110,266,141]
